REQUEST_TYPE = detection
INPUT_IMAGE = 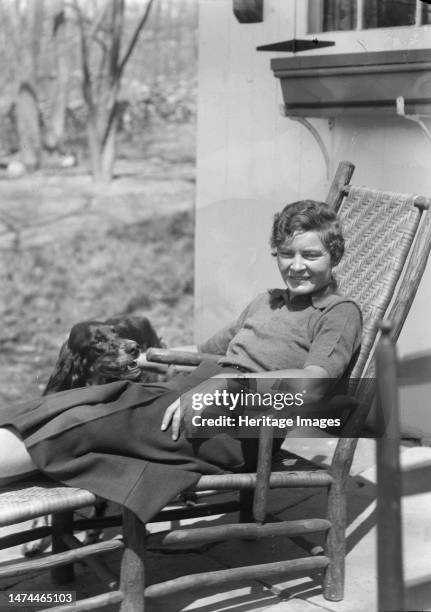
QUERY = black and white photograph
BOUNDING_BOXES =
[0,1,431,611]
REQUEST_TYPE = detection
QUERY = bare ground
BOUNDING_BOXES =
[0,123,196,404]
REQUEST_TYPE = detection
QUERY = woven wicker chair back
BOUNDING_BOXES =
[335,186,422,381]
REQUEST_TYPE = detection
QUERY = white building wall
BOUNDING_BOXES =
[195,0,431,436]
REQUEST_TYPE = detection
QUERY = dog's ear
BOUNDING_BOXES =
[68,322,94,357]
[107,316,162,350]
[43,341,86,395]
[130,316,162,349]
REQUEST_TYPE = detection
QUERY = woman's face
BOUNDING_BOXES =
[276,231,333,297]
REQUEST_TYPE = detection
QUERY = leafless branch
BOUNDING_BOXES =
[109,0,124,81]
[69,0,111,44]
[72,0,93,111]
[118,0,155,76]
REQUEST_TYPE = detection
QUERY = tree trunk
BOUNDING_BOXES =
[47,3,71,152]
[31,0,45,81]
[100,111,119,183]
[86,107,119,183]
[16,82,42,172]
[76,0,155,183]
[86,114,102,181]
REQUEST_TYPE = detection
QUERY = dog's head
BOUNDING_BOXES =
[44,316,163,394]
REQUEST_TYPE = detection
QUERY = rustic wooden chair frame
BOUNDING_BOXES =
[1,161,430,611]
[375,323,431,612]
[375,321,405,612]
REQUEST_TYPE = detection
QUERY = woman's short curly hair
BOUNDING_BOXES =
[270,200,344,265]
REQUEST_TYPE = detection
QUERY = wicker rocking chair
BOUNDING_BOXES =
[1,161,430,611]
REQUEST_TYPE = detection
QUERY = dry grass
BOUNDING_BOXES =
[0,124,196,404]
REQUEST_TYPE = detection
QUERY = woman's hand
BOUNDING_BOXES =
[160,376,229,440]
[160,397,183,441]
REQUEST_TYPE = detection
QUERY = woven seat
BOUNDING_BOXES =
[0,478,96,527]
[1,161,430,611]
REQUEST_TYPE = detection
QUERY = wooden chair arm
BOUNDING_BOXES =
[137,360,169,374]
[145,348,221,366]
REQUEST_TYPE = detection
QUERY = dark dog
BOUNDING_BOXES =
[44,316,163,392]
[23,315,163,557]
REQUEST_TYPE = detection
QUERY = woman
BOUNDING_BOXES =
[0,200,361,523]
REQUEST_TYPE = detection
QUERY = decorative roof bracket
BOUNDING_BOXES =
[396,96,431,144]
[280,105,332,181]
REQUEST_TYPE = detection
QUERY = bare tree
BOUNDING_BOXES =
[0,0,195,178]
[0,0,71,168]
[72,0,155,182]
[16,83,42,171]
[0,0,46,170]
[46,1,73,152]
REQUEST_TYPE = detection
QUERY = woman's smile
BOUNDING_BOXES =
[276,231,333,297]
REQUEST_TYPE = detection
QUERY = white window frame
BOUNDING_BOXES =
[294,0,431,55]
[307,0,429,33]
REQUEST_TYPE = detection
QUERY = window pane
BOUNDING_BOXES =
[323,0,357,31]
[308,0,357,32]
[363,0,417,28]
[421,4,431,24]
[308,0,325,33]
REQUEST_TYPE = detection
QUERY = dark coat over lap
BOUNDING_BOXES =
[0,363,244,523]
